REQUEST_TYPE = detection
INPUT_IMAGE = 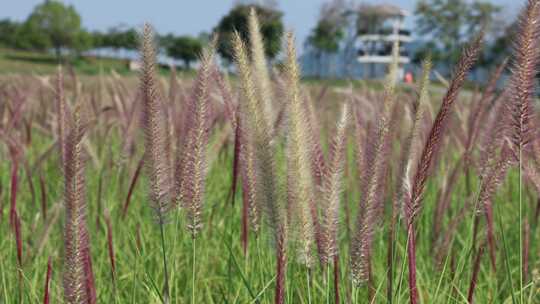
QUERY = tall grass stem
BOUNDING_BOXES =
[159,222,170,304]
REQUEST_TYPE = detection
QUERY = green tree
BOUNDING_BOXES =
[15,21,51,51]
[102,26,138,51]
[415,0,500,64]
[24,0,84,58]
[0,19,20,48]
[74,29,94,55]
[308,20,343,54]
[213,4,284,63]
[117,28,138,50]
[167,36,203,69]
[90,31,103,48]
[307,19,344,78]
[159,33,177,51]
[101,28,121,50]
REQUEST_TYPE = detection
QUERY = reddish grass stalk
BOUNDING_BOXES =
[9,157,19,230]
[406,222,418,303]
[121,156,144,219]
[485,203,497,271]
[406,34,482,304]
[39,171,48,221]
[44,257,52,304]
[7,172,21,292]
[275,232,287,304]
[14,212,22,266]
[83,241,96,304]
[24,116,32,145]
[105,212,116,283]
[467,245,485,303]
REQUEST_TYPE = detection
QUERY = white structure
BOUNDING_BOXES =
[299,3,415,80]
[356,4,412,79]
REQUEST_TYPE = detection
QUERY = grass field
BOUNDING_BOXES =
[1,5,540,304]
[0,137,534,303]
[0,48,130,75]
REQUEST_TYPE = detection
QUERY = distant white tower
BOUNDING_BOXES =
[356,4,412,79]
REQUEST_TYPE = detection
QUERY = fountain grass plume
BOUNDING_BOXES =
[139,23,172,224]
[175,40,216,237]
[350,40,399,287]
[232,30,284,240]
[397,58,432,221]
[508,0,540,153]
[405,33,483,304]
[233,29,286,304]
[249,7,275,125]
[320,103,349,265]
[284,31,317,267]
[62,104,96,304]
[505,1,540,299]
[388,57,431,301]
[407,33,483,223]
[139,23,172,303]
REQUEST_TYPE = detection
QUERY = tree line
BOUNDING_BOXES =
[0,0,283,69]
[0,0,516,72]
